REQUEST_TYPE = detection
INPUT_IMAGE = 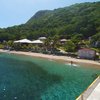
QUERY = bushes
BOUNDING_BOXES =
[0,44,4,49]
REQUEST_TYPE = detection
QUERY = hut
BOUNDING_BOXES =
[31,40,43,44]
[14,39,32,44]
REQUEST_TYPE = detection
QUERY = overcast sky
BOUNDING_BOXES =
[0,0,99,28]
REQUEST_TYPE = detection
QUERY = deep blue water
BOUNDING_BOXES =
[0,53,100,100]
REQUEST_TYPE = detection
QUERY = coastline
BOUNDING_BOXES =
[0,49,100,68]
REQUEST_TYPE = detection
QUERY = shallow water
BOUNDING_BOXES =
[0,53,100,100]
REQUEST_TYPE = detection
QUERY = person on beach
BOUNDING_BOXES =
[71,61,73,65]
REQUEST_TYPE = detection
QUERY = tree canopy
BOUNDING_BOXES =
[0,2,100,42]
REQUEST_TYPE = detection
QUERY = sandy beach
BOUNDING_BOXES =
[0,49,100,67]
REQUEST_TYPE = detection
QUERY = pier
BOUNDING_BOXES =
[76,76,100,100]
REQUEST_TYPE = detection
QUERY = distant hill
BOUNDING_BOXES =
[0,2,100,41]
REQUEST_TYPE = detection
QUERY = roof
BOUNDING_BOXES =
[79,48,95,51]
[31,40,43,44]
[38,37,47,40]
[14,39,32,43]
[60,39,67,42]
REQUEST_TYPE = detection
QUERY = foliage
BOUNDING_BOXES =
[0,2,99,42]
[90,32,100,48]
[91,32,100,42]
[0,44,4,49]
[64,41,76,52]
[71,34,83,44]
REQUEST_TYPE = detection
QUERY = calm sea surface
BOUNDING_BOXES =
[0,53,100,100]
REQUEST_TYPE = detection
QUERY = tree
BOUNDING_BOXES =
[52,35,60,49]
[71,34,84,49]
[71,34,83,44]
[7,40,14,49]
[44,37,52,51]
[64,41,76,52]
[90,32,100,48]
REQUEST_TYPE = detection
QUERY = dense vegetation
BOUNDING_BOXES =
[0,2,99,41]
[0,2,100,54]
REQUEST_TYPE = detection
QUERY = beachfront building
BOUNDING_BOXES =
[78,48,96,59]
[14,39,32,44]
[13,39,32,51]
[38,37,47,41]
[31,40,44,52]
[31,40,43,44]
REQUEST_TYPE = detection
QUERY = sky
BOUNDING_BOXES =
[0,0,99,28]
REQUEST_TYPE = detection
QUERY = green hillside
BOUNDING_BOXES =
[0,2,100,41]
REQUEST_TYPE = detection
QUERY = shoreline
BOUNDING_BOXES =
[0,49,100,68]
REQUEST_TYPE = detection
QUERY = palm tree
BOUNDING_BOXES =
[44,37,52,53]
[44,35,60,54]
[51,35,60,54]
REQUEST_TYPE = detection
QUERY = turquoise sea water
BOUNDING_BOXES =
[0,53,100,100]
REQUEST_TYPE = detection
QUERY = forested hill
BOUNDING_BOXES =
[0,2,100,41]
